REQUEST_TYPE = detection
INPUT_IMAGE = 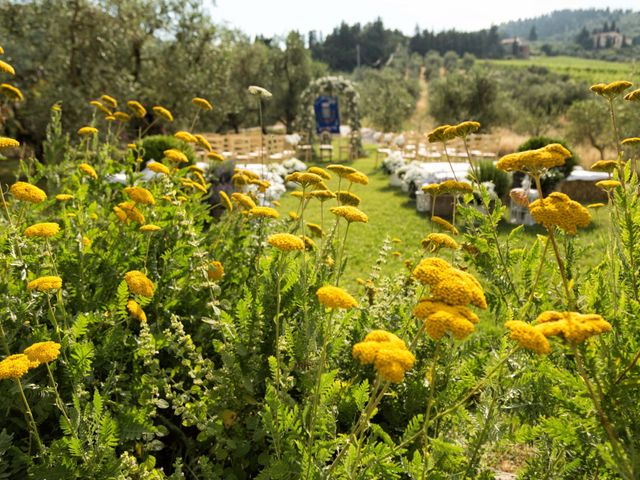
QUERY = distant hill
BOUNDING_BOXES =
[499,8,640,42]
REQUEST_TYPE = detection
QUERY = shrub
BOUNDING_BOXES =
[139,135,196,165]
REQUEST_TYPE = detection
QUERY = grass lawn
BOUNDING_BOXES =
[481,55,640,84]
[274,146,611,289]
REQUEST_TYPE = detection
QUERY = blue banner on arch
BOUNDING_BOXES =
[314,96,340,134]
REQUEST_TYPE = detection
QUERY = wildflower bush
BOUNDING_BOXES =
[2,45,640,480]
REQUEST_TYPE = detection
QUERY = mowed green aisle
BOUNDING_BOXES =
[275,148,437,287]
[273,147,612,289]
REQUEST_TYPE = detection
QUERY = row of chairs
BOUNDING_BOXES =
[376,132,496,163]
[199,132,296,163]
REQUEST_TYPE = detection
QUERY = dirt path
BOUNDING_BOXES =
[408,66,430,132]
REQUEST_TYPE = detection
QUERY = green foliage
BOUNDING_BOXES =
[471,160,512,199]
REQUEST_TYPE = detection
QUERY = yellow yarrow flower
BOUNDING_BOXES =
[306,222,325,238]
[192,97,213,111]
[207,261,224,281]
[596,180,621,190]
[219,191,233,212]
[431,216,459,235]
[117,201,145,224]
[621,137,640,146]
[504,320,551,355]
[56,194,74,201]
[249,206,280,219]
[444,121,481,138]
[587,203,605,209]
[140,224,161,232]
[534,311,612,344]
[352,330,415,383]
[0,83,24,101]
[127,100,147,118]
[497,143,571,174]
[152,105,173,122]
[10,181,47,203]
[23,341,61,363]
[267,233,305,251]
[27,276,62,292]
[114,111,131,122]
[194,134,213,152]
[147,162,170,176]
[79,163,98,179]
[124,270,155,298]
[316,285,358,309]
[0,354,34,380]
[77,126,98,136]
[100,94,118,109]
[413,299,480,341]
[326,164,357,177]
[0,137,20,150]
[231,192,256,210]
[307,166,332,180]
[427,124,455,143]
[24,222,60,238]
[163,148,188,164]
[590,160,619,172]
[421,233,459,251]
[0,60,15,75]
[330,205,368,223]
[127,300,147,323]
[335,191,361,207]
[345,171,369,185]
[590,80,633,99]
[175,131,197,143]
[124,186,155,205]
[528,192,591,235]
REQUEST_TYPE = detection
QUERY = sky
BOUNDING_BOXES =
[207,0,638,38]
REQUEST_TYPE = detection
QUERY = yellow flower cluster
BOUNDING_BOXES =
[316,285,358,309]
[207,261,224,281]
[0,83,23,101]
[127,300,147,322]
[0,354,33,380]
[528,192,591,235]
[306,222,325,238]
[23,341,61,363]
[0,59,15,75]
[413,257,486,309]
[116,201,145,224]
[310,189,337,201]
[413,299,480,340]
[444,121,481,139]
[219,191,233,212]
[24,222,60,238]
[27,276,63,292]
[56,194,74,201]
[421,233,459,251]
[127,100,147,118]
[152,105,173,122]
[427,125,455,143]
[0,136,20,149]
[330,205,368,223]
[327,164,357,177]
[624,88,640,101]
[79,163,98,179]
[101,94,118,109]
[249,206,280,219]
[140,224,161,232]
[431,216,459,235]
[10,181,47,203]
[497,143,571,174]
[422,180,473,197]
[622,137,640,146]
[267,233,305,251]
[590,80,633,99]
[590,160,619,173]
[175,131,197,143]
[352,330,415,383]
[124,186,155,205]
[345,171,369,185]
[307,166,331,180]
[231,192,256,210]
[504,321,551,355]
[535,311,612,344]
[505,311,611,353]
[194,134,212,152]
[124,270,155,297]
[114,111,131,122]
[77,126,98,136]
[192,97,213,110]
[336,191,361,206]
[163,148,188,164]
[596,180,621,190]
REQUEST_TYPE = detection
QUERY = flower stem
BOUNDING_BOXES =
[16,378,43,453]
